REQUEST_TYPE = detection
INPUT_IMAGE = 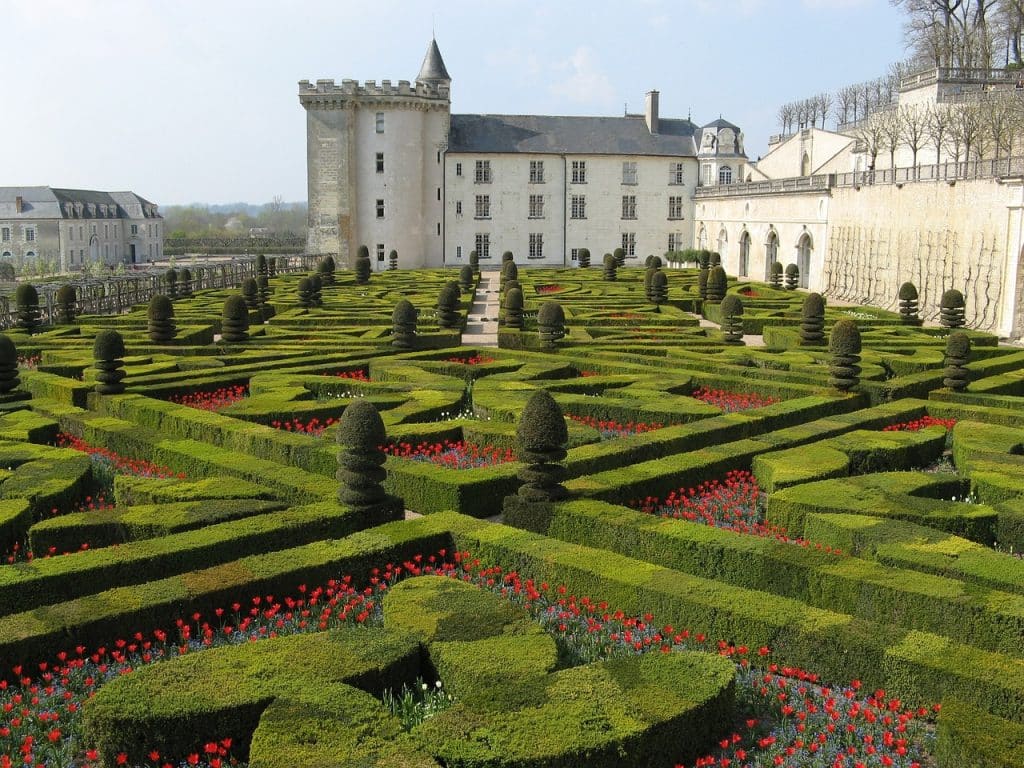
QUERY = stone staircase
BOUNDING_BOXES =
[460,271,500,347]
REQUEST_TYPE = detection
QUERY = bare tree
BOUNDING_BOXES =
[981,92,1014,159]
[925,102,952,163]
[836,85,857,125]
[900,105,930,171]
[855,112,888,173]
[947,102,984,164]
[1001,0,1024,64]
[878,108,904,168]
[816,92,834,128]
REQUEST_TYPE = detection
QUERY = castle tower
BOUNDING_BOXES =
[299,39,451,268]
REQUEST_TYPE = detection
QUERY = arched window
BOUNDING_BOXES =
[765,231,778,280]
[718,166,733,185]
[801,153,811,176]
[1,252,11,260]
[697,224,708,252]
[717,228,728,262]
[797,234,812,289]
[739,231,751,277]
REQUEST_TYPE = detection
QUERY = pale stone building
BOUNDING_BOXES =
[0,187,164,272]
[300,39,747,268]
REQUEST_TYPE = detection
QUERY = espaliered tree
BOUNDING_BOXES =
[898,282,920,325]
[943,332,971,392]
[602,253,617,282]
[257,275,275,319]
[650,271,668,310]
[706,266,727,303]
[0,335,21,394]
[310,274,324,307]
[613,247,626,268]
[469,250,479,274]
[828,318,862,392]
[459,264,474,292]
[221,295,250,343]
[502,389,569,530]
[242,278,261,310]
[179,268,193,297]
[388,250,398,271]
[720,295,744,344]
[577,248,590,268]
[297,277,315,309]
[697,267,710,300]
[537,301,566,350]
[392,299,417,350]
[147,295,176,344]
[55,284,77,324]
[166,269,179,299]
[437,281,462,329]
[336,399,396,515]
[503,287,525,330]
[769,262,784,289]
[784,263,799,290]
[940,289,966,329]
[15,284,40,333]
[93,330,126,395]
[800,293,826,346]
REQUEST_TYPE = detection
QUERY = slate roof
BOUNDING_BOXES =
[0,187,160,219]
[703,118,741,131]
[448,114,699,156]
[417,38,451,83]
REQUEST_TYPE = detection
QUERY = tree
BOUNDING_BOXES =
[93,330,126,395]
[899,105,929,173]
[147,295,177,343]
[537,302,566,349]
[829,319,862,392]
[336,399,396,514]
[221,295,250,343]
[855,112,887,174]
[392,300,417,350]
[925,103,952,164]
[949,103,984,163]
[943,332,971,390]
[877,108,904,169]
[891,0,1000,69]
[835,85,858,125]
[502,389,569,531]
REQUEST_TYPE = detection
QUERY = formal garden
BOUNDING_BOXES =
[0,250,1021,767]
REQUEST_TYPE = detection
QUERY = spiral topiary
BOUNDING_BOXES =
[800,292,826,346]
[828,318,862,392]
[15,283,40,333]
[512,389,568,503]
[257,275,275,319]
[943,331,971,391]
[769,262,784,289]
[165,268,179,299]
[697,267,709,300]
[459,264,474,292]
[898,282,920,325]
[784,263,799,291]
[503,287,525,330]
[603,253,617,282]
[720,295,745,344]
[56,284,77,324]
[256,254,268,279]
[650,271,668,309]
[0,335,21,393]
[706,266,727,303]
[147,294,176,343]
[242,278,260,310]
[501,260,518,289]
[940,289,966,329]
[388,250,398,271]
[392,299,417,350]
[502,251,514,265]
[297,277,314,309]
[354,255,371,285]
[613,247,626,268]
[577,248,590,268]
[437,281,462,329]
[469,250,479,274]
[537,301,566,349]
[93,329,126,395]
[317,257,335,286]
[179,267,193,298]
[336,399,391,513]
[310,274,323,307]
[221,295,250,343]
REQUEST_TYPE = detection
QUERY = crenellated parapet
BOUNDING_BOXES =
[298,78,450,110]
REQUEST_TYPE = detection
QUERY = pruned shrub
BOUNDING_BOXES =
[388,250,398,271]
[93,330,126,395]
[720,294,744,344]
[650,271,668,309]
[944,331,971,391]
[898,282,920,325]
[940,288,966,329]
[221,295,250,343]
[577,248,590,268]
[392,299,417,350]
[769,261,784,289]
[469,250,479,273]
[537,301,566,349]
[310,274,323,307]
[613,247,626,267]
[706,266,727,303]
[165,268,178,299]
[503,287,524,330]
[800,292,826,346]
[437,281,462,329]
[336,399,390,513]
[697,267,709,300]
[0,335,21,394]
[56,284,77,324]
[829,318,862,392]
[297,277,314,309]
[784,263,799,290]
[241,278,260,310]
[354,255,372,285]
[147,295,176,344]
[602,253,617,282]
[15,283,40,333]
[459,264,474,292]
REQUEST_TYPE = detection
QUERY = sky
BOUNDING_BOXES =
[1,0,907,206]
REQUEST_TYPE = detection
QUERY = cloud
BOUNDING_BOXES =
[549,47,617,108]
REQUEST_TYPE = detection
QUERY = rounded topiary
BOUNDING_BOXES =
[940,289,966,329]
[698,250,712,269]
[501,260,518,288]
[392,299,417,350]
[602,253,617,282]
[502,251,514,265]
[697,267,709,300]
[644,267,657,301]
[644,254,656,268]
[147,294,176,343]
[649,255,663,270]
[297,277,314,309]
[769,261,784,289]
[574,248,589,268]
[388,250,398,271]
[898,282,920,325]
[503,287,524,330]
[165,268,179,299]
[650,271,668,309]
[0,263,15,281]
[317,257,335,286]
[943,331,971,391]
[354,255,372,285]
[459,264,474,292]
[784,263,799,291]
[93,329,126,395]
[0,334,21,393]
[257,275,275,319]
[15,283,40,333]
[469,250,479,274]
[720,294,745,344]
[613,247,626,268]
[256,254,268,279]
[828,318,862,392]
[800,293,826,346]
[537,301,566,349]
[709,252,722,267]
[502,279,522,299]
[179,267,193,297]
[437,281,462,329]
[56,284,77,324]
[706,266,727,303]
[357,245,370,261]
[221,295,250,343]
[310,274,323,307]
[513,389,568,503]
[242,277,260,310]
[336,399,389,512]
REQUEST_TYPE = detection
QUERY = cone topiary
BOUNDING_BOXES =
[784,263,799,290]
[179,267,193,298]
[537,301,566,349]
[603,253,617,282]
[93,329,126,395]
[256,254,268,279]
[697,267,709,300]
[504,288,524,330]
[392,299,417,350]
[388,250,398,271]
[800,293,826,346]
[56,284,77,324]
[898,282,920,325]
[336,399,390,513]
[650,271,668,309]
[437,281,462,329]
[502,251,514,265]
[165,269,179,299]
[613,247,626,267]
[513,390,568,503]
[769,261,784,289]
[15,284,40,333]
[577,248,590,268]
[943,331,971,391]
[221,295,250,343]
[310,274,323,307]
[257,275,275,319]
[469,250,479,274]
[354,255,371,285]
[242,278,260,310]
[706,266,727,303]
[297,277,314,309]
[147,295,176,343]
[459,264,474,292]
[940,289,966,329]
[720,295,744,344]
[0,334,21,393]
[828,318,862,392]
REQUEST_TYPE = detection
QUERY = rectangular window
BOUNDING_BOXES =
[669,162,685,185]
[131,224,138,235]
[621,232,636,257]
[376,152,384,173]
[1,228,9,242]
[376,199,385,218]
[571,160,586,184]
[701,163,713,185]
[571,195,586,219]
[528,194,544,219]
[529,233,544,259]
[474,160,491,183]
[668,233,684,252]
[474,195,490,219]
[79,226,83,239]
[375,112,384,133]
[529,160,545,183]
[475,233,490,259]
[114,224,118,238]
[570,248,579,262]
[376,244,385,262]
[437,222,441,236]
[456,245,463,259]
[456,162,462,177]
[622,161,637,185]
[104,224,109,238]
[25,228,35,242]
[456,201,463,215]
[668,196,683,220]
[437,187,441,201]
[621,195,637,220]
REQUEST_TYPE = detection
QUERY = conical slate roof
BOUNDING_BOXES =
[417,38,451,83]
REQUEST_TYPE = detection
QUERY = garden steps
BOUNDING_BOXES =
[463,271,500,348]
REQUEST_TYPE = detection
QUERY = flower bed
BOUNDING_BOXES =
[325,369,369,381]
[16,355,40,370]
[444,355,495,365]
[535,284,564,295]
[56,433,183,482]
[883,416,957,432]
[568,413,665,438]
[692,387,780,413]
[270,416,335,437]
[168,385,248,412]
[381,440,514,469]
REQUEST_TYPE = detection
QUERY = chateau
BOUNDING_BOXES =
[300,39,747,270]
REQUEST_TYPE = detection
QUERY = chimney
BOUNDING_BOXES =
[645,90,659,134]
[14,196,23,214]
